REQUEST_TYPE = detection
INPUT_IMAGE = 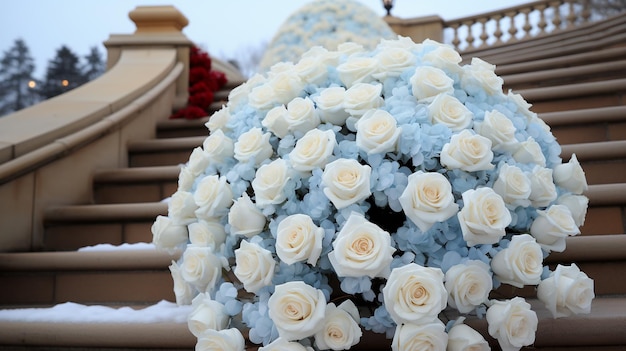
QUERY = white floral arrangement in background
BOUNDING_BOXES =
[152,35,595,351]
[258,0,396,71]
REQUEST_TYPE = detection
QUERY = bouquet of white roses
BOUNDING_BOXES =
[152,36,595,351]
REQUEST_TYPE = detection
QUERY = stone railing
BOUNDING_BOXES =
[443,0,592,51]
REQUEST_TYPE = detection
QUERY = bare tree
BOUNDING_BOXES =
[588,0,626,19]
[222,41,268,78]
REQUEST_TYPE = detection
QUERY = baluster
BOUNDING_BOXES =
[566,1,577,27]
[478,18,489,48]
[463,20,476,49]
[450,23,461,51]
[520,8,532,39]
[506,11,518,42]
[550,1,563,30]
[536,4,548,36]
[581,0,591,22]
[492,14,504,45]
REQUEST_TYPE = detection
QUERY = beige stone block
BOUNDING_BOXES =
[0,142,12,164]
[95,184,162,204]
[44,224,123,251]
[0,173,34,251]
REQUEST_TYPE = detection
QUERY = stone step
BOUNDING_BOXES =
[542,106,626,144]
[582,183,626,235]
[43,202,167,251]
[0,249,178,306]
[518,78,626,113]
[93,166,180,204]
[157,115,211,139]
[561,140,626,185]
[127,136,204,167]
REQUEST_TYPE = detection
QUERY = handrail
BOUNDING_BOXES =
[443,0,592,51]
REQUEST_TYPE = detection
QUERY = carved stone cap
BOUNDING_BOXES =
[128,5,189,33]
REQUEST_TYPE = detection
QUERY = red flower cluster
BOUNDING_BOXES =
[170,46,228,119]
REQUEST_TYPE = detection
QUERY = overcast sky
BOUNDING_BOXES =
[1,1,530,77]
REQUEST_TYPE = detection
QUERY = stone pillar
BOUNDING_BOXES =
[103,5,192,109]
[384,15,444,43]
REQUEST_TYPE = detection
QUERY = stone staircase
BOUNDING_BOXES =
[1,14,626,351]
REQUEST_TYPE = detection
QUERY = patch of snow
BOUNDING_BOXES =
[77,242,156,252]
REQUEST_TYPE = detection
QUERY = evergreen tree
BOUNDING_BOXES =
[0,38,39,116]
[40,45,86,99]
[82,46,105,81]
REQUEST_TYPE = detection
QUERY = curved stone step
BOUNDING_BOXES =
[157,115,211,138]
[127,136,205,167]
[541,106,626,144]
[93,166,181,204]
[561,140,626,185]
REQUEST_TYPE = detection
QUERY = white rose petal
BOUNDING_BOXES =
[180,245,223,292]
[177,166,195,192]
[295,56,328,86]
[314,301,362,350]
[458,187,511,246]
[445,260,493,314]
[228,193,266,238]
[322,158,372,209]
[289,129,336,172]
[411,66,454,103]
[513,137,546,167]
[441,130,494,172]
[206,106,231,133]
[447,318,490,351]
[196,328,245,351]
[537,264,594,318]
[194,175,233,219]
[337,56,378,87]
[373,47,416,80]
[268,281,327,341]
[556,194,589,227]
[188,219,226,249]
[529,166,558,208]
[187,147,210,176]
[491,234,543,288]
[530,204,580,252]
[234,127,273,165]
[312,87,350,126]
[168,190,199,225]
[169,260,194,305]
[328,212,395,278]
[234,240,276,293]
[248,83,277,110]
[428,94,473,132]
[276,214,324,266]
[152,215,188,251]
[553,154,588,194]
[355,109,402,155]
[383,263,447,325]
[391,320,448,351]
[399,171,459,233]
[203,130,234,164]
[462,57,504,95]
[487,297,538,351]
[262,105,290,138]
[508,90,535,120]
[344,83,384,119]
[284,97,321,135]
[422,45,462,73]
[270,71,305,105]
[474,110,519,153]
[188,293,229,336]
[252,158,291,207]
[259,338,313,351]
[493,163,532,208]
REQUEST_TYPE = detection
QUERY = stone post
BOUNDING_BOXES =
[103,5,192,110]
[384,15,444,43]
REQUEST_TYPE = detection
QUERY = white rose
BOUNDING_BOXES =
[473,110,519,153]
[263,105,290,138]
[355,109,402,155]
[234,127,273,165]
[267,61,295,77]
[491,234,543,288]
[289,129,336,172]
[422,45,462,74]
[187,147,210,176]
[411,66,454,102]
[399,171,459,233]
[268,281,327,341]
[203,129,234,164]
[177,166,195,191]
[458,187,512,246]
[169,260,194,305]
[492,163,532,208]
[276,214,324,266]
[391,320,448,351]
[337,56,378,87]
[252,158,291,207]
[312,87,350,126]
[537,264,594,318]
[486,297,538,351]
[553,153,588,194]
[228,193,266,238]
[529,166,558,208]
[462,57,504,95]
[383,263,447,325]
[440,130,494,172]
[343,83,384,118]
[337,42,365,55]
[530,204,580,252]
[196,328,245,351]
[322,158,372,209]
[447,318,490,351]
[234,240,275,293]
[513,137,546,167]
[428,94,473,132]
[507,90,535,120]
[188,293,229,336]
[373,47,416,80]
[168,190,198,225]
[206,106,230,133]
[151,215,188,251]
[556,194,589,227]
[180,245,223,292]
[194,175,233,219]
[445,260,493,314]
[314,300,362,350]
[259,338,313,351]
[268,71,305,105]
[328,212,395,278]
[248,83,277,110]
[295,56,328,86]
[188,219,226,249]
[284,97,321,135]
[301,46,340,67]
